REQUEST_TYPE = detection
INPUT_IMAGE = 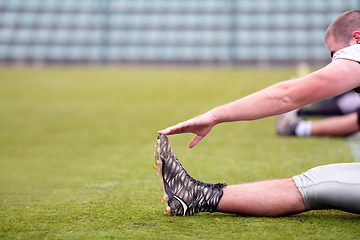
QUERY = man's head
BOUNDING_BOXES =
[325,10,360,58]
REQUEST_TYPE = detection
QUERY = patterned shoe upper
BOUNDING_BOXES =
[154,134,226,216]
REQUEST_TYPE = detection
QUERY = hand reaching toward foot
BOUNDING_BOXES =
[158,112,217,148]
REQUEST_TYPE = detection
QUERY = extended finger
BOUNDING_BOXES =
[189,135,203,148]
[158,122,190,135]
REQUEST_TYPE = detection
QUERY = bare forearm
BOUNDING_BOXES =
[210,81,304,124]
[210,68,352,125]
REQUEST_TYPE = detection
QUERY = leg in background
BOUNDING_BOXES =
[311,112,359,137]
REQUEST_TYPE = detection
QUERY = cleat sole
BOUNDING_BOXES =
[161,194,169,203]
[154,135,171,216]
[164,206,171,215]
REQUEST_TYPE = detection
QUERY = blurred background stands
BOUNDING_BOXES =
[0,0,359,66]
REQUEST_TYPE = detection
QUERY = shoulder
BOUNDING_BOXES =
[305,57,360,98]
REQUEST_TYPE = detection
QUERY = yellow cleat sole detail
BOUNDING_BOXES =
[161,194,168,203]
[164,206,171,215]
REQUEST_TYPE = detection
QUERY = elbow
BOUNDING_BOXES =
[279,95,296,112]
[272,75,326,113]
[274,87,303,113]
[279,94,293,106]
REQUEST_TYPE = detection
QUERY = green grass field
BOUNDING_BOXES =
[1,67,359,239]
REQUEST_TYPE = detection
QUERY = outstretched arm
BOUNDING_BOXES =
[159,59,360,148]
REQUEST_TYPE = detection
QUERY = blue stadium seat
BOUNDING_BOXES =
[10,44,29,59]
[308,45,329,60]
[0,0,21,11]
[270,46,294,60]
[19,13,36,27]
[234,0,253,12]
[291,1,309,11]
[15,29,33,43]
[81,0,99,12]
[82,46,99,61]
[2,12,17,27]
[107,46,121,61]
[0,28,13,42]
[0,44,9,59]
[236,46,252,60]
[47,45,65,60]
[67,46,84,61]
[29,45,47,59]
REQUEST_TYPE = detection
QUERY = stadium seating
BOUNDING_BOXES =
[0,0,358,65]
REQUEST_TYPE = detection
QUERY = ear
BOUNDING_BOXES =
[352,31,360,43]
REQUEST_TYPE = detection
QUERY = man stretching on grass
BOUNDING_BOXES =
[153,10,360,217]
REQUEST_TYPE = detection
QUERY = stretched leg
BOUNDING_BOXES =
[153,134,305,217]
[310,112,359,136]
[298,99,343,116]
[153,135,360,217]
[218,179,306,217]
[277,109,359,137]
[297,91,360,117]
[219,163,360,216]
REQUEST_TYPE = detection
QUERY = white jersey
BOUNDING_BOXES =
[332,44,360,62]
[332,44,360,97]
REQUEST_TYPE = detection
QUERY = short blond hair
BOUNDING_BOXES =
[325,10,360,46]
